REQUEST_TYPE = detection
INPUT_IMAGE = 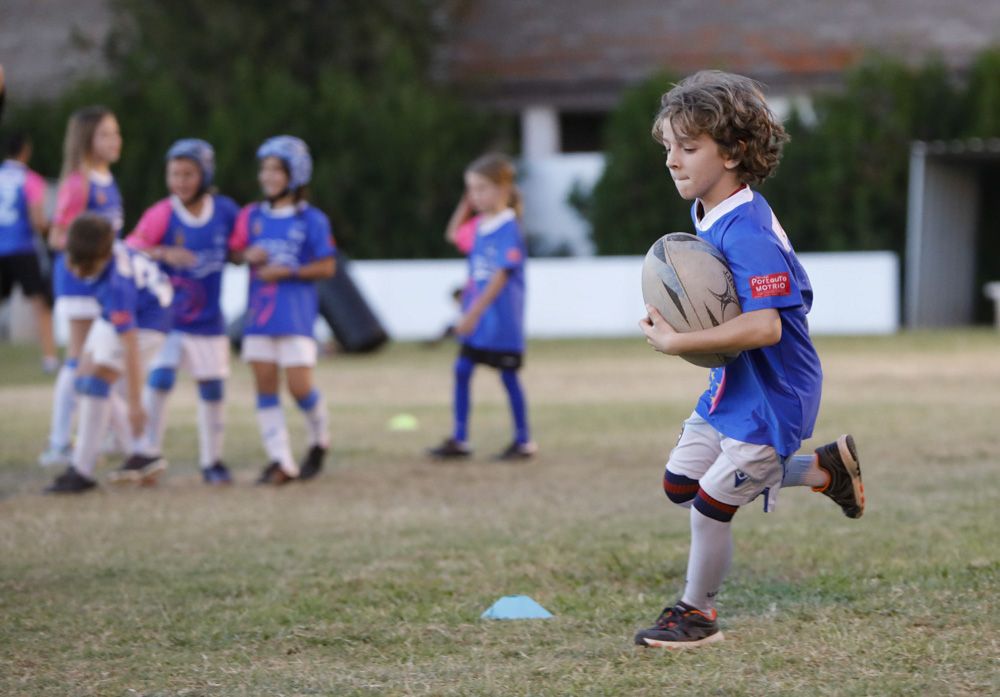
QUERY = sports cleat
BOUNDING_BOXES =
[634,601,724,648]
[427,438,471,459]
[494,440,538,461]
[108,454,168,485]
[256,461,296,486]
[38,444,73,468]
[44,466,97,494]
[202,461,232,485]
[814,434,864,518]
[298,445,327,481]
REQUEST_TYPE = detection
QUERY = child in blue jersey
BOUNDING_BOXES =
[230,136,336,485]
[124,139,241,485]
[428,153,536,461]
[44,214,173,493]
[40,106,130,468]
[633,71,865,648]
[0,131,57,371]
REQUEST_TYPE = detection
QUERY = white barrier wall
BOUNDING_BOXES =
[50,251,898,345]
[344,252,899,341]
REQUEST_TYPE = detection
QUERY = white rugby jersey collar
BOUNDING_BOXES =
[2,159,25,169]
[261,202,298,218]
[478,208,516,236]
[695,187,754,232]
[88,169,114,187]
[170,194,215,227]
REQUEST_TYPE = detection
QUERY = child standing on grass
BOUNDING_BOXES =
[428,153,536,461]
[230,136,336,485]
[634,71,865,648]
[39,106,129,468]
[0,131,57,372]
[124,139,241,485]
[44,214,173,494]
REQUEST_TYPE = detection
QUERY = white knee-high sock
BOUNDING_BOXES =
[139,385,171,457]
[295,390,329,449]
[197,399,225,468]
[72,391,113,478]
[681,507,734,612]
[781,454,828,488]
[255,396,297,476]
[109,383,133,453]
[48,360,77,450]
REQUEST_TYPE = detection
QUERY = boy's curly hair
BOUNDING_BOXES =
[652,70,789,185]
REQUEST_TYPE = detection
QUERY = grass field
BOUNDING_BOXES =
[1,332,998,696]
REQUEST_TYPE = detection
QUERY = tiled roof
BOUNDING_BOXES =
[435,0,1000,109]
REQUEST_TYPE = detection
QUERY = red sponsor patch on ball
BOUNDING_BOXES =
[749,273,791,298]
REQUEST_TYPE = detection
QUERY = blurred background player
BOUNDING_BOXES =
[230,136,336,485]
[427,153,536,461]
[44,213,173,493]
[125,139,241,485]
[39,106,130,468]
[0,130,57,372]
[635,71,864,649]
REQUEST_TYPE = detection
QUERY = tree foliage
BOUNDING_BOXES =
[586,52,1000,257]
[5,0,500,259]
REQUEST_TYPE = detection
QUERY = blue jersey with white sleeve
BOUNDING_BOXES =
[92,242,174,334]
[232,202,336,338]
[463,208,527,353]
[692,188,822,457]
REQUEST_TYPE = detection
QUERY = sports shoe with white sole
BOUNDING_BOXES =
[814,434,865,518]
[44,466,97,494]
[634,601,724,648]
[108,454,168,485]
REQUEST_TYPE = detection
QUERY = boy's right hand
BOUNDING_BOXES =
[244,246,269,266]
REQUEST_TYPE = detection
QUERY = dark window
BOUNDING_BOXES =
[559,112,608,153]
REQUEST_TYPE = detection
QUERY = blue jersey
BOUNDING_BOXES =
[127,195,241,335]
[463,209,527,353]
[54,170,126,298]
[91,242,174,334]
[692,189,822,457]
[232,202,336,338]
[0,160,46,256]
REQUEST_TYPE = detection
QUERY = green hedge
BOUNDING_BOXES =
[3,1,503,259]
[585,50,1000,257]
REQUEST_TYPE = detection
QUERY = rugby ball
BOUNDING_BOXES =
[641,232,742,368]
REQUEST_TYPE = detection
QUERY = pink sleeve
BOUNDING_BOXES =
[23,170,46,206]
[54,172,87,227]
[454,216,478,255]
[126,199,172,249]
[228,205,253,251]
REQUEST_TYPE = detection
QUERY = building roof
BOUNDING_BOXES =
[435,0,1000,110]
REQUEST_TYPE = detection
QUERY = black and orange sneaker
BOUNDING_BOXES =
[255,462,296,486]
[634,601,724,648]
[427,438,471,459]
[814,434,864,519]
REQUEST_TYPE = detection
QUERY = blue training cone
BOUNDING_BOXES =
[481,595,554,620]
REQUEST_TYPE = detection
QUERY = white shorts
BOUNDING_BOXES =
[55,295,101,321]
[241,335,317,367]
[665,411,783,512]
[82,318,166,374]
[149,331,230,380]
